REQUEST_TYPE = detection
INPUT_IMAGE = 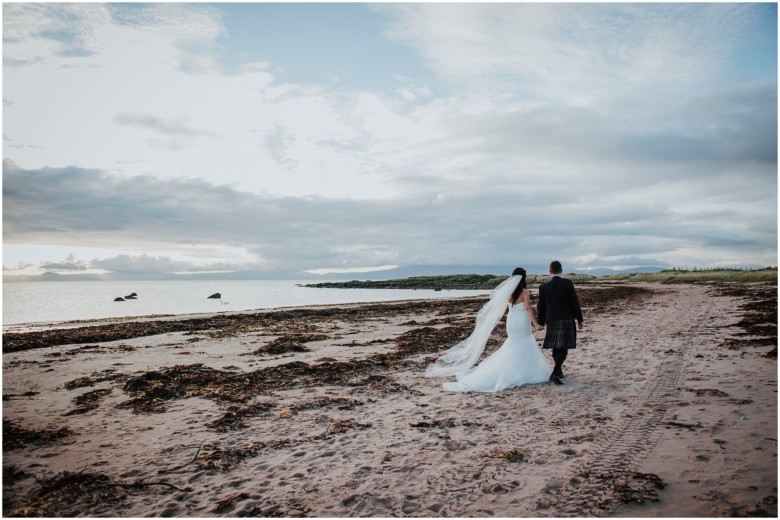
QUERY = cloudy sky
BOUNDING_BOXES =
[3,2,777,277]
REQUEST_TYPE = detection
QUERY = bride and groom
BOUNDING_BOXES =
[426,261,584,393]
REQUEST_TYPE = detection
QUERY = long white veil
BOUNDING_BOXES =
[425,274,522,378]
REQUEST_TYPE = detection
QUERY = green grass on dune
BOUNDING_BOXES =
[599,267,777,284]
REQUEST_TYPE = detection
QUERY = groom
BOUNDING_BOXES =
[537,260,584,385]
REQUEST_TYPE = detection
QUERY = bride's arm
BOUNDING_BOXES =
[524,291,542,329]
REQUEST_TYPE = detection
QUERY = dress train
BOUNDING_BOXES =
[443,303,551,393]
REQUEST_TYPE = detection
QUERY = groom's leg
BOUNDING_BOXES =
[557,348,568,377]
[552,348,568,377]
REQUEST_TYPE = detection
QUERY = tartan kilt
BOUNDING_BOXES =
[542,320,577,349]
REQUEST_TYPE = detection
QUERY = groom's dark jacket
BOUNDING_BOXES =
[537,276,584,326]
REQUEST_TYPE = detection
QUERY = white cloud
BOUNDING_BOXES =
[2,4,395,198]
[304,265,400,275]
[2,3,776,274]
[4,160,776,273]
[378,3,762,102]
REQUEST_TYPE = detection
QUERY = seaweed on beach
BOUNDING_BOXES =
[328,418,372,434]
[410,418,488,430]
[195,439,299,471]
[3,465,31,488]
[214,492,250,514]
[665,420,703,431]
[5,470,190,517]
[4,284,663,356]
[205,402,278,432]
[289,397,364,412]
[611,472,666,504]
[119,363,248,413]
[253,333,331,355]
[410,418,459,429]
[68,344,139,355]
[116,318,473,415]
[687,388,730,398]
[2,419,74,451]
[2,391,39,401]
[564,470,667,511]
[745,495,779,517]
[12,284,668,433]
[492,449,527,463]
[718,283,777,353]
[576,285,657,316]
[5,471,118,517]
[64,388,113,416]
[2,298,483,354]
[61,369,123,390]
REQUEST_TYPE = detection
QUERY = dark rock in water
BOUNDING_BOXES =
[125,293,138,300]
[208,293,222,299]
[114,297,125,302]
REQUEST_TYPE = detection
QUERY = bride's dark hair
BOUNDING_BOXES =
[510,267,527,303]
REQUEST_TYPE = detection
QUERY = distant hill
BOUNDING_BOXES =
[301,272,598,290]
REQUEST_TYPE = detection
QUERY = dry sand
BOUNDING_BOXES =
[2,282,776,517]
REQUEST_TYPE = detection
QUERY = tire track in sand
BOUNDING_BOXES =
[540,286,716,517]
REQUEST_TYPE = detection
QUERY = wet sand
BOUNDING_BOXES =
[2,282,777,517]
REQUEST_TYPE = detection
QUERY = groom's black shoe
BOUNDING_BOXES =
[550,375,563,385]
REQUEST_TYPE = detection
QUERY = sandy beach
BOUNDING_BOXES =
[2,282,776,517]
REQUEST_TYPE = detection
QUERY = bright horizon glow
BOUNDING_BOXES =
[304,265,401,276]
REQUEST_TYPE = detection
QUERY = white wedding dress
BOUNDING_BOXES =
[442,302,552,393]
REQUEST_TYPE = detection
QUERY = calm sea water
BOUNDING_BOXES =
[2,280,489,326]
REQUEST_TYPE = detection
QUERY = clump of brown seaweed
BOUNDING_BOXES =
[410,418,488,429]
[5,470,190,517]
[205,402,277,432]
[289,397,364,412]
[3,465,31,487]
[410,418,459,429]
[65,388,113,416]
[61,369,123,390]
[611,472,667,504]
[213,492,250,514]
[252,333,331,355]
[492,449,527,463]
[3,419,74,451]
[2,391,39,401]
[119,364,247,413]
[718,284,777,355]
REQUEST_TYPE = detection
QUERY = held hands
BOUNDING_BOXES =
[534,324,543,331]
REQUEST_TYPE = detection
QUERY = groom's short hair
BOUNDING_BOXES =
[550,260,563,274]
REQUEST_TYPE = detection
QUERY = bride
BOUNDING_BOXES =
[426,267,552,392]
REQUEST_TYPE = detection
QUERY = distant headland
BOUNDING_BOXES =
[301,268,778,290]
